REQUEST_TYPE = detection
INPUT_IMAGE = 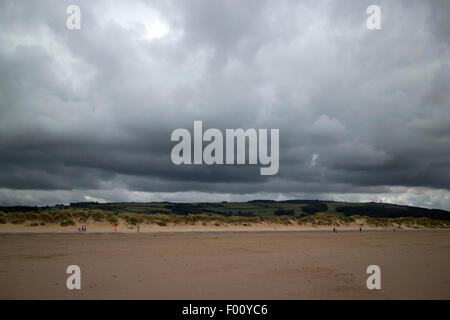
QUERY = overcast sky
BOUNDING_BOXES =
[0,0,449,209]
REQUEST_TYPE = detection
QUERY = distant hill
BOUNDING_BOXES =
[1,200,449,220]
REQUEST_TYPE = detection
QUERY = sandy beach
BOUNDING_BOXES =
[0,216,435,234]
[0,230,449,299]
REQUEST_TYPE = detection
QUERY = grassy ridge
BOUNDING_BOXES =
[0,209,449,229]
[57,200,450,220]
[0,200,449,228]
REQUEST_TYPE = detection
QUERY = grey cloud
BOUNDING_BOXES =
[0,0,449,209]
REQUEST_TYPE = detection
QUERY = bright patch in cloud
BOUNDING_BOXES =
[98,1,169,40]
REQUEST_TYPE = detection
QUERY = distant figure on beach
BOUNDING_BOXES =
[360,227,362,232]
[333,227,336,233]
[394,228,396,232]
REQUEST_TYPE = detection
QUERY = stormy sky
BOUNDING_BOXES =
[0,0,449,209]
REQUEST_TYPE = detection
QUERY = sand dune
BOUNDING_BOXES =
[0,218,429,234]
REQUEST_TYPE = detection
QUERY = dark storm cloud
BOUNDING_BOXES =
[0,0,449,208]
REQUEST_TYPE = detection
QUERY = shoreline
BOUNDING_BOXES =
[1,228,449,238]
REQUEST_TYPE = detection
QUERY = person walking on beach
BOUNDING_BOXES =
[360,227,362,232]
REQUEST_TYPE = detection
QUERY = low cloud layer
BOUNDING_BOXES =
[0,0,449,209]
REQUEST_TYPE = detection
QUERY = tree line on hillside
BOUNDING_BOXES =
[2,201,449,220]
[336,203,450,220]
[273,202,328,216]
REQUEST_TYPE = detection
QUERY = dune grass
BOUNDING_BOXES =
[1,208,449,229]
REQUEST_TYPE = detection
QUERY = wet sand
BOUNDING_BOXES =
[0,230,449,299]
